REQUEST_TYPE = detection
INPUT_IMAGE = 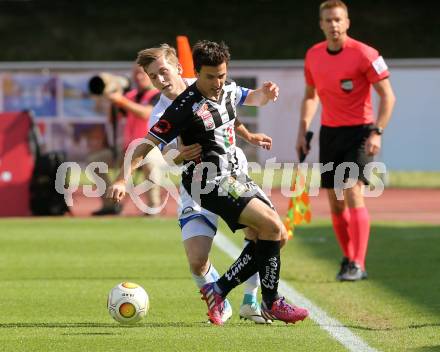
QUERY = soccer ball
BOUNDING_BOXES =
[107,282,149,324]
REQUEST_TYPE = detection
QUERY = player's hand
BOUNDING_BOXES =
[249,133,272,150]
[280,225,289,248]
[295,134,310,161]
[365,133,381,156]
[262,81,279,102]
[178,143,202,161]
[106,180,126,203]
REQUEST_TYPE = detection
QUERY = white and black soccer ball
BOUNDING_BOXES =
[107,282,149,324]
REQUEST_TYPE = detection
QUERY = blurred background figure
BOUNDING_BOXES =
[87,64,161,215]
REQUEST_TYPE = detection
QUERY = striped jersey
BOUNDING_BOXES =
[149,80,249,186]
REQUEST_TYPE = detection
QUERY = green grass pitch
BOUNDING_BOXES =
[0,218,439,351]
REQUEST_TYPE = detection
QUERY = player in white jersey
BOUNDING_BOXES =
[144,45,282,323]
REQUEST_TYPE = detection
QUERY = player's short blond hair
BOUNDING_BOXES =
[319,0,348,18]
[136,44,179,72]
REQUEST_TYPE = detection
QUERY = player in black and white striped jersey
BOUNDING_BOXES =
[149,79,249,184]
[141,44,275,324]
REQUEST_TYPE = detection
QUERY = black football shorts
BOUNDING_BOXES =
[319,124,374,189]
[183,173,274,232]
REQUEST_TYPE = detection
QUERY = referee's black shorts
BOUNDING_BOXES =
[319,124,374,189]
[183,174,274,233]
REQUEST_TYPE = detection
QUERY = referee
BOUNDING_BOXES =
[296,0,396,281]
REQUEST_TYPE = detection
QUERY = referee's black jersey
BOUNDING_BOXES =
[149,80,249,184]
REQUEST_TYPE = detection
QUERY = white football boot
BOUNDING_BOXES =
[239,301,272,324]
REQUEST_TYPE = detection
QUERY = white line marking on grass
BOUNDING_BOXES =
[214,231,379,352]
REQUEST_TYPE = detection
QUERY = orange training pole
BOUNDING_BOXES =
[176,35,195,78]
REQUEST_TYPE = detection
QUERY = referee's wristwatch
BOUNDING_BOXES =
[370,126,384,136]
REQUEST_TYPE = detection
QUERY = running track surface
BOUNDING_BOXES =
[71,188,440,224]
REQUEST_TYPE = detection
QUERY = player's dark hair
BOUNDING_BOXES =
[192,40,230,72]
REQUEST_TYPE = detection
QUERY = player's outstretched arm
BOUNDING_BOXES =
[235,118,272,150]
[236,127,272,150]
[106,135,161,202]
[243,81,279,106]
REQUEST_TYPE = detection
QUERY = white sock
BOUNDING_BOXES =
[191,263,220,289]
[244,273,259,296]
